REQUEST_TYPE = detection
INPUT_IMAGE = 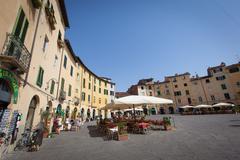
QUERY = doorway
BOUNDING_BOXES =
[25,95,39,131]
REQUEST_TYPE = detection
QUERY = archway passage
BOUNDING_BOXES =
[160,107,165,114]
[0,69,19,104]
[25,95,39,131]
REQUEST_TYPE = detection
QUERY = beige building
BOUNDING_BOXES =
[0,0,115,155]
[127,62,240,114]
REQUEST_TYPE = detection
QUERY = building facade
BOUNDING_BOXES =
[127,62,240,114]
[0,0,115,155]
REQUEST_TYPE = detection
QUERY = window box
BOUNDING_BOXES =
[45,6,56,30]
[32,0,42,9]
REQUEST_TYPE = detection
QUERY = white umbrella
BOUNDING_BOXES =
[101,95,173,111]
[179,105,194,109]
[194,104,212,109]
[213,103,235,107]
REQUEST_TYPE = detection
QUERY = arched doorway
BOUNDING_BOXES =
[93,109,96,120]
[0,79,12,121]
[151,108,156,115]
[87,108,91,120]
[160,107,165,114]
[65,106,70,118]
[169,107,174,114]
[25,95,39,131]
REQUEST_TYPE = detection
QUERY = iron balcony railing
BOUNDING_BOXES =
[1,33,31,73]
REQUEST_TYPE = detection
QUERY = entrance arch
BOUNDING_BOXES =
[25,95,39,130]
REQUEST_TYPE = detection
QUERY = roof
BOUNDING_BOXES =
[115,92,131,98]
[64,39,115,85]
[58,0,70,28]
[137,78,154,85]
[165,72,190,79]
[207,62,226,71]
[191,75,211,81]
[225,62,240,69]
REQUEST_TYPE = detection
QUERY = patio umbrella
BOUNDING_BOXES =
[213,103,235,107]
[194,104,212,109]
[101,95,173,117]
[179,105,194,109]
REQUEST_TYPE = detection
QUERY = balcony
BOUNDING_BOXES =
[0,33,31,74]
[59,90,66,101]
[45,6,56,30]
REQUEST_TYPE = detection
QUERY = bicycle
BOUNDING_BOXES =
[14,129,31,151]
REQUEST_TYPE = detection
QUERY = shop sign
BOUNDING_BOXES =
[0,68,19,104]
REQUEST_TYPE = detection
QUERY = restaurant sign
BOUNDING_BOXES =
[0,68,19,104]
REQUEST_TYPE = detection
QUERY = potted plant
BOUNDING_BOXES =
[41,110,52,137]
[117,122,128,141]
[163,117,172,131]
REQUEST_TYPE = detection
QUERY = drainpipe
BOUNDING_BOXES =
[56,47,64,100]
[24,1,44,86]
[200,78,208,104]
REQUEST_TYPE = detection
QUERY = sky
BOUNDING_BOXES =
[65,0,240,92]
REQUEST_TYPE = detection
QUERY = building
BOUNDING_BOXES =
[126,62,240,114]
[0,0,115,154]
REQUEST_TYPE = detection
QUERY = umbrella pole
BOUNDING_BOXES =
[133,104,136,120]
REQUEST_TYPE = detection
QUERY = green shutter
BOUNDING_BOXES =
[50,81,55,94]
[36,67,44,87]
[61,78,65,91]
[68,85,72,96]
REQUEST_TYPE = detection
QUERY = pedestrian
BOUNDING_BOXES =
[75,117,81,132]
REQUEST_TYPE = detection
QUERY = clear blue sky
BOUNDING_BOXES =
[65,0,240,92]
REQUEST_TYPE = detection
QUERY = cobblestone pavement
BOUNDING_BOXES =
[5,114,240,160]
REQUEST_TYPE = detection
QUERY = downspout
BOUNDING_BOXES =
[24,1,44,86]
[56,47,64,100]
[200,78,208,104]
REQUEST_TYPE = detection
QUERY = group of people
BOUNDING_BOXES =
[53,116,84,133]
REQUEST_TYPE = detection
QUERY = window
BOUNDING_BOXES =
[165,85,168,88]
[157,91,161,96]
[149,92,152,96]
[50,81,55,94]
[224,93,230,100]
[173,78,177,82]
[237,82,240,87]
[211,95,215,101]
[149,86,152,90]
[13,8,29,43]
[89,74,91,81]
[63,55,67,68]
[206,79,210,83]
[110,91,114,96]
[82,92,85,101]
[93,96,96,103]
[184,83,187,86]
[99,98,101,104]
[105,98,107,104]
[229,67,239,73]
[178,99,181,103]
[104,89,108,95]
[185,90,190,95]
[216,75,226,81]
[36,67,44,87]
[94,86,96,92]
[83,78,85,88]
[99,88,101,94]
[70,66,73,76]
[111,84,113,88]
[94,78,96,84]
[199,97,203,102]
[58,30,62,40]
[175,85,178,88]
[221,84,227,90]
[43,35,49,52]
[187,98,192,104]
[68,85,72,97]
[141,86,144,90]
[77,73,80,81]
[105,82,107,87]
[174,91,181,96]
[166,90,170,95]
[88,83,91,89]
[88,95,91,102]
[60,78,65,90]
[99,80,101,86]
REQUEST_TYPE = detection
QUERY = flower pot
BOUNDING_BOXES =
[118,134,128,141]
[164,125,172,131]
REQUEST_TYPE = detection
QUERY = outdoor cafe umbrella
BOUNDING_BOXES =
[101,95,173,117]
[179,105,194,109]
[213,103,235,107]
[194,104,213,109]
